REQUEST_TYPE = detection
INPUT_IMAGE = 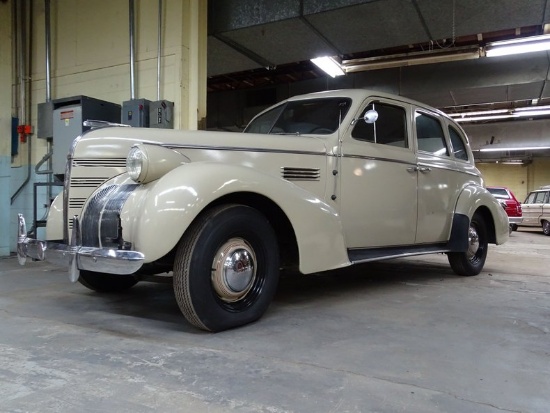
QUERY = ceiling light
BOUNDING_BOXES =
[310,56,345,78]
[486,34,550,57]
[454,108,550,123]
[479,146,550,152]
[449,109,509,117]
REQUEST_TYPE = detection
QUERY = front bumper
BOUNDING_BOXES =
[17,214,144,282]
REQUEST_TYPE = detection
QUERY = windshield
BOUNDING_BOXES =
[244,98,352,135]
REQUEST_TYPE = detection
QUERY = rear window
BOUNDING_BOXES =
[487,188,510,199]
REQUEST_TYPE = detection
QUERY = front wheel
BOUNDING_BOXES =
[78,270,138,292]
[543,220,550,236]
[447,212,488,276]
[173,204,280,332]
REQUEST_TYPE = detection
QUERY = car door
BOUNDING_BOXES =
[413,110,461,244]
[339,99,418,248]
[522,191,546,226]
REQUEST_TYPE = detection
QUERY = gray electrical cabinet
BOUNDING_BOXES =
[122,98,151,127]
[52,96,120,178]
[149,100,174,129]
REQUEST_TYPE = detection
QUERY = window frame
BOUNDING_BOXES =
[413,109,451,158]
[350,98,411,149]
[447,124,470,162]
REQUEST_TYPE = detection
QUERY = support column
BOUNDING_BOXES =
[178,0,207,130]
[0,1,12,256]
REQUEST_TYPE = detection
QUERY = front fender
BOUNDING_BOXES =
[455,184,509,245]
[46,192,64,241]
[119,162,351,274]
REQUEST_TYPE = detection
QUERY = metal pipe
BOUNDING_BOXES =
[35,151,53,175]
[18,0,26,125]
[129,0,136,99]
[45,0,51,102]
[157,0,162,100]
[12,0,32,205]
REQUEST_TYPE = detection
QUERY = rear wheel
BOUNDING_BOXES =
[447,212,488,276]
[543,220,550,236]
[78,271,138,292]
[173,204,280,332]
[510,224,518,232]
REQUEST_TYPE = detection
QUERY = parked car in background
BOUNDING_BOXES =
[520,186,550,235]
[16,89,509,331]
[486,186,523,231]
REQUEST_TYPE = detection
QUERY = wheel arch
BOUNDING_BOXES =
[208,192,299,271]
[454,184,509,245]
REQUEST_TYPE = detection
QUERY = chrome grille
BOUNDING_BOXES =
[69,198,87,209]
[72,158,126,168]
[281,167,321,181]
[70,177,110,187]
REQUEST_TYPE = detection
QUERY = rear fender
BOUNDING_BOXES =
[454,184,509,245]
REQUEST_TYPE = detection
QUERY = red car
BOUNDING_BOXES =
[487,186,523,231]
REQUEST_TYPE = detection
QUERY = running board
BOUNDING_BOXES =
[348,243,450,264]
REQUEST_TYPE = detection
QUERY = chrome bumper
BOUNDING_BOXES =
[17,214,144,282]
[508,217,523,225]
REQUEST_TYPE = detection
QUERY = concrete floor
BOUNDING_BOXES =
[0,229,549,413]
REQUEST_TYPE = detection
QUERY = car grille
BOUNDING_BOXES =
[65,158,127,232]
[281,167,320,181]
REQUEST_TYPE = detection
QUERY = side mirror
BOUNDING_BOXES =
[363,109,378,124]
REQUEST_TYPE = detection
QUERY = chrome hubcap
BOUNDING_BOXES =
[211,238,256,302]
[466,225,480,261]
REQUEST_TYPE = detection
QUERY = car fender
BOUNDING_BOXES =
[46,192,64,241]
[454,184,509,245]
[118,162,351,274]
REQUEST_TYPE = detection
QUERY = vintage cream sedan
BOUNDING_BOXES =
[17,89,509,331]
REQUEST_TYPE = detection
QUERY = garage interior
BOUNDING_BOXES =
[0,0,549,412]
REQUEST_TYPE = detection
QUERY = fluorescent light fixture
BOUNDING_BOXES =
[479,146,550,152]
[453,108,550,123]
[486,34,550,57]
[449,109,509,118]
[311,56,345,77]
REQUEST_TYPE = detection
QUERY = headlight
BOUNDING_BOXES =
[126,144,189,184]
[127,146,147,182]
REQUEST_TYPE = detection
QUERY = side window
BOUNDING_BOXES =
[525,192,536,204]
[351,102,408,148]
[415,112,449,156]
[448,125,469,161]
[535,192,548,204]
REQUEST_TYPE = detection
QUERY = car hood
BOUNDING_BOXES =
[72,127,329,160]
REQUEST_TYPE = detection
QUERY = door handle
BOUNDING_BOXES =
[418,166,432,173]
[407,166,418,173]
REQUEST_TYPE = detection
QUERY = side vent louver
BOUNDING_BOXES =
[281,167,320,181]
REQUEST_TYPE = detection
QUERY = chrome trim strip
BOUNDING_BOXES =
[339,154,480,176]
[162,143,326,156]
[340,154,417,167]
[350,248,451,264]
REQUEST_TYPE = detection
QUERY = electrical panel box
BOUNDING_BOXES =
[149,100,174,129]
[37,101,54,139]
[52,96,120,178]
[122,99,151,127]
